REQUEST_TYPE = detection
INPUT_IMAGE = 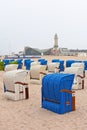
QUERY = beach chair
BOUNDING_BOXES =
[24,59,33,70]
[41,73,75,114]
[71,62,85,77]
[47,62,60,73]
[4,64,18,71]
[3,59,10,67]
[3,70,29,101]
[15,59,23,69]
[62,66,85,89]
[30,61,40,66]
[52,59,64,71]
[29,65,46,84]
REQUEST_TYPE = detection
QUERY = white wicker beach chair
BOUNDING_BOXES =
[3,70,29,101]
[71,62,85,77]
[31,61,40,66]
[62,66,84,90]
[47,62,60,73]
[29,65,46,84]
[5,64,18,71]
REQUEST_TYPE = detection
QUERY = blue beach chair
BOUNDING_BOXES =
[41,73,75,114]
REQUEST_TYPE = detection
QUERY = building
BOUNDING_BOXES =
[24,46,41,55]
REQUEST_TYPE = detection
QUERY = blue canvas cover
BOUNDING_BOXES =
[59,60,64,71]
[24,59,33,70]
[38,58,45,62]
[24,59,31,66]
[83,61,87,70]
[16,59,23,69]
[40,60,47,65]
[52,59,59,62]
[66,60,75,67]
[3,59,15,67]
[3,59,10,67]
[41,73,74,114]
[38,59,47,65]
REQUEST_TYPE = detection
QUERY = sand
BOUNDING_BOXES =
[0,55,87,130]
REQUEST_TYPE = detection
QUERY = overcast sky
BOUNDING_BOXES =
[0,0,87,55]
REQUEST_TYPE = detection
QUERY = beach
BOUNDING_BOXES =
[0,55,87,130]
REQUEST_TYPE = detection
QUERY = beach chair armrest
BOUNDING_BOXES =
[40,72,47,75]
[55,67,60,71]
[60,89,75,111]
[15,82,28,85]
[60,89,75,94]
[77,75,85,79]
[55,67,59,69]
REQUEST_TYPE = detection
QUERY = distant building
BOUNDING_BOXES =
[24,46,41,55]
[59,48,75,56]
[78,52,87,57]
[42,48,53,55]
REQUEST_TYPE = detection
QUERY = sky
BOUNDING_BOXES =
[0,0,87,55]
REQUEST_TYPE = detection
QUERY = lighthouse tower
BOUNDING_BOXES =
[53,33,59,55]
[54,33,58,48]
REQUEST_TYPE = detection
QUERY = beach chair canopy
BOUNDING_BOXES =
[47,62,60,73]
[38,58,45,62]
[24,59,33,70]
[3,59,10,66]
[66,60,75,67]
[52,59,59,62]
[30,61,40,66]
[66,60,82,68]
[38,59,47,65]
[4,64,18,71]
[15,59,23,69]
[63,66,84,89]
[71,62,84,70]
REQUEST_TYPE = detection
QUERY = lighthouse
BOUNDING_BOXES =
[53,33,59,55]
[54,33,58,48]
